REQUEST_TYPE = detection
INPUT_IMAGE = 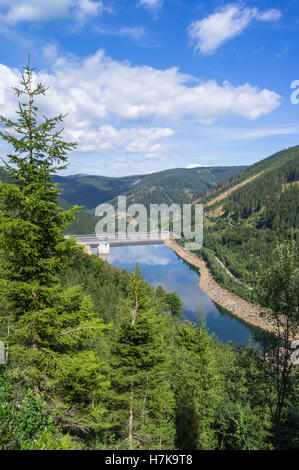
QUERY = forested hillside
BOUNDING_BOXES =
[199,146,299,205]
[53,173,144,210]
[0,63,298,452]
[2,247,298,450]
[194,146,299,302]
[54,166,245,211]
[58,198,98,235]
[106,166,245,210]
[0,164,245,236]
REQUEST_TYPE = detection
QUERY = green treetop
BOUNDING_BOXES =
[0,61,109,433]
[108,265,175,449]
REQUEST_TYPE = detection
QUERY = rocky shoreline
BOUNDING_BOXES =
[165,239,277,334]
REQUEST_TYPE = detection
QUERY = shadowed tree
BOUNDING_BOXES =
[257,241,299,447]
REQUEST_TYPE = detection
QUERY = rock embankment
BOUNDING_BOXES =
[165,239,277,334]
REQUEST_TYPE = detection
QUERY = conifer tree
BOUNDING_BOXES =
[108,265,175,449]
[257,241,299,447]
[0,60,109,432]
[173,318,219,449]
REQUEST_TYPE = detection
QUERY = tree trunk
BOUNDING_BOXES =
[129,381,134,445]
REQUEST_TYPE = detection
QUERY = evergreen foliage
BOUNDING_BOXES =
[173,318,219,449]
[257,241,299,447]
[198,148,299,297]
[54,166,245,211]
[107,265,176,449]
[0,61,109,432]
[0,62,298,451]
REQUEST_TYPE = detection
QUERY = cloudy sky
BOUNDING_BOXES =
[0,0,298,176]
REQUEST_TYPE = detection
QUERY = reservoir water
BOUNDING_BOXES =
[103,243,261,346]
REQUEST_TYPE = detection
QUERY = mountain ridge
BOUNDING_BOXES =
[193,145,299,302]
[54,165,245,211]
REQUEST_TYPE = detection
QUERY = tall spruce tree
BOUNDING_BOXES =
[0,61,109,432]
[108,265,175,449]
[173,318,220,449]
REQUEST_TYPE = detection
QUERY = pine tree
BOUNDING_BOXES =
[0,60,109,432]
[173,317,220,449]
[108,265,175,449]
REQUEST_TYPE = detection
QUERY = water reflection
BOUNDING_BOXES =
[101,244,260,346]
[109,244,173,266]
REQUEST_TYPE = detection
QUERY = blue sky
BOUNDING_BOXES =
[0,0,298,176]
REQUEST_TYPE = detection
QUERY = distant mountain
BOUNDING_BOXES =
[55,166,246,211]
[1,145,298,254]
[53,174,146,210]
[1,165,246,234]
[196,145,299,301]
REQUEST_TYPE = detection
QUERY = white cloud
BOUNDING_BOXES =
[64,125,174,157]
[188,4,282,55]
[256,9,282,22]
[0,0,106,24]
[124,128,174,154]
[42,43,59,61]
[97,26,146,41]
[219,127,299,141]
[197,126,299,141]
[186,164,209,169]
[144,144,167,160]
[138,0,162,12]
[0,49,281,159]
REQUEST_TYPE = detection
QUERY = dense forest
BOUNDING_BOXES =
[53,173,144,211]
[0,64,298,451]
[190,146,299,303]
[55,166,245,212]
[0,164,245,237]
[1,247,298,450]
[106,166,245,211]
